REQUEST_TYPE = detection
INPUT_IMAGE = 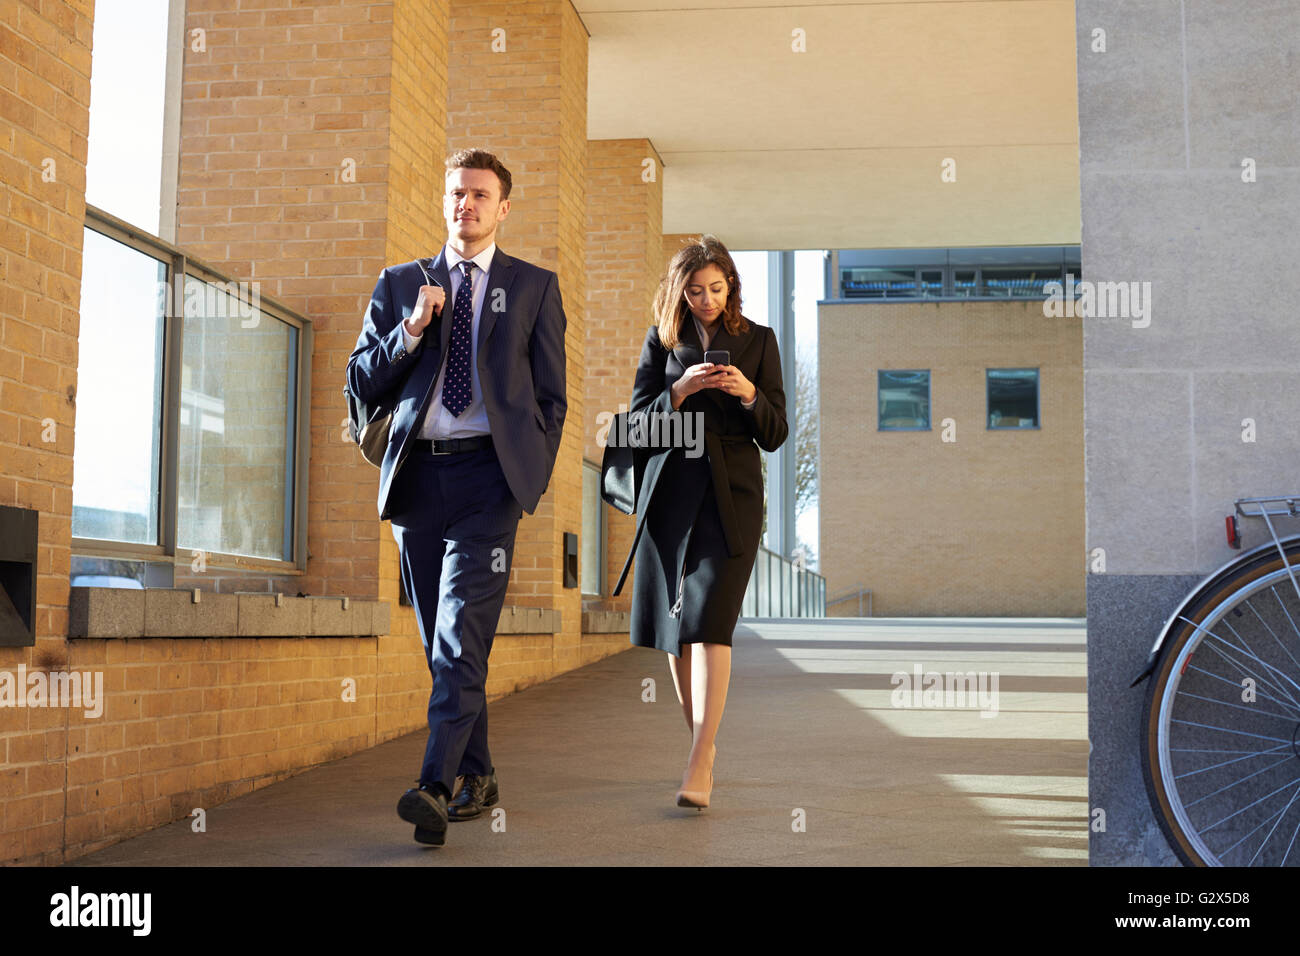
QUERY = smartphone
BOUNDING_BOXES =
[704,350,730,368]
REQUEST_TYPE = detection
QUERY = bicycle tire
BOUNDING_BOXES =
[1142,537,1300,866]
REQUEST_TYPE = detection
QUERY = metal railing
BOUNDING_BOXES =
[741,545,826,618]
[826,586,872,617]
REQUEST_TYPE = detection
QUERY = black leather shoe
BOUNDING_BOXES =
[447,770,499,821]
[397,784,448,846]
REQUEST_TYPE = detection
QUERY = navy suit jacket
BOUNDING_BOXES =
[346,245,567,520]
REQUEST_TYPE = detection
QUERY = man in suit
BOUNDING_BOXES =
[346,148,567,846]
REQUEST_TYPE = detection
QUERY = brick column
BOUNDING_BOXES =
[175,0,447,604]
[446,0,588,675]
[0,0,95,864]
[663,233,698,265]
[175,0,449,738]
[585,139,664,614]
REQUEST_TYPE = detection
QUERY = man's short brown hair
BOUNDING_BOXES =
[445,148,512,200]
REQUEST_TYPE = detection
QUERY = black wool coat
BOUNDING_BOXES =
[614,316,788,657]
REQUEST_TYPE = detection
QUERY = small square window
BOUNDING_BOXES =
[878,371,931,430]
[988,369,1039,428]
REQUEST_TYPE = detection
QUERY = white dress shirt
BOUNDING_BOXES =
[693,314,757,409]
[403,243,496,439]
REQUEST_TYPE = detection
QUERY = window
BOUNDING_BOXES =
[979,267,1061,298]
[987,368,1040,428]
[72,210,311,572]
[581,460,605,596]
[878,371,930,430]
[919,269,944,297]
[842,266,919,298]
[838,247,1083,300]
[85,0,172,236]
[177,276,300,561]
[71,229,167,545]
[74,4,304,581]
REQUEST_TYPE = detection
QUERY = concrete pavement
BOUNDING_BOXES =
[72,617,1088,866]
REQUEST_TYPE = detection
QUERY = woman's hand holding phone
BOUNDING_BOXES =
[671,362,725,409]
[671,361,757,407]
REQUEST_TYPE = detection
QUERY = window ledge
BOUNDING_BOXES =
[495,606,562,634]
[67,588,564,639]
[67,588,392,639]
[581,609,631,633]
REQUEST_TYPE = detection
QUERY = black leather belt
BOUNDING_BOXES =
[411,435,493,456]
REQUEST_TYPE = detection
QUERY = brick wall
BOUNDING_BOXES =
[584,138,664,614]
[445,0,590,674]
[662,233,697,269]
[818,299,1085,617]
[0,0,95,865]
[173,0,401,601]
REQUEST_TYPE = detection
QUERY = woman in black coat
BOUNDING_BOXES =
[612,235,788,810]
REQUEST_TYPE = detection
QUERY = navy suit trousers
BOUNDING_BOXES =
[388,443,522,793]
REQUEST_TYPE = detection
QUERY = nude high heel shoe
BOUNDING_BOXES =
[675,744,716,810]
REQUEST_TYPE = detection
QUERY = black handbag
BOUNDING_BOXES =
[599,410,648,515]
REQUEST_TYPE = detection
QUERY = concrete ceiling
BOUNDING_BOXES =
[579,0,1082,251]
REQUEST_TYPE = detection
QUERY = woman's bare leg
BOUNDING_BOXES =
[680,642,731,794]
[667,647,694,735]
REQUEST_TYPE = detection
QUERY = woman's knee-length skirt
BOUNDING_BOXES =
[629,443,764,657]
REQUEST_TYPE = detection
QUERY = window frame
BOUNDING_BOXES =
[73,203,313,575]
[580,458,606,597]
[877,369,932,432]
[986,366,1042,431]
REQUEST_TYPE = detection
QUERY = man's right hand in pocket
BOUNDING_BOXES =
[403,284,446,338]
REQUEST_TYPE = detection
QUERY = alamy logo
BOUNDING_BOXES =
[0,665,104,718]
[1042,273,1152,328]
[890,663,999,717]
[153,278,263,327]
[49,886,151,936]
[594,403,705,459]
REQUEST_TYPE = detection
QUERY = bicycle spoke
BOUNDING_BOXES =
[1192,625,1300,712]
[1247,782,1300,865]
[1170,717,1291,745]
[1281,815,1300,866]
[1185,663,1300,717]
[1201,770,1300,834]
[1258,588,1300,672]
[1222,616,1300,705]
[1192,621,1300,713]
[1172,746,1292,754]
[1182,751,1296,809]
[1217,793,1297,863]
[1173,742,1292,780]
[1175,689,1297,724]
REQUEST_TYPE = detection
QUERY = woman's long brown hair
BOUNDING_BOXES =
[653,234,749,349]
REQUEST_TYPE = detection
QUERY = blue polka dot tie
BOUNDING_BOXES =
[442,261,475,416]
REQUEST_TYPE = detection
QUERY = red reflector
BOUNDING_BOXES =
[1225,515,1240,549]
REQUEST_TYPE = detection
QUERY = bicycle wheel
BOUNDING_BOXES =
[1142,538,1300,866]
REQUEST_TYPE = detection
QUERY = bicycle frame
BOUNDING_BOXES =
[1130,496,1300,687]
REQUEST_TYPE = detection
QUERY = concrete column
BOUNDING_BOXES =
[1078,0,1300,864]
